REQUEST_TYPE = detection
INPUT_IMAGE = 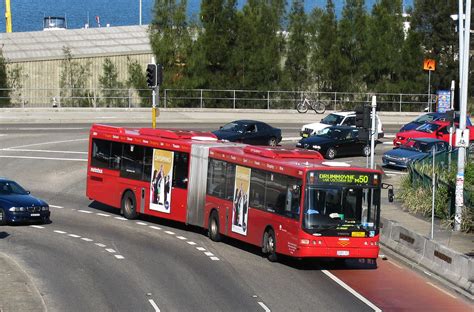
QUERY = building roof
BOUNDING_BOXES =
[0,25,152,62]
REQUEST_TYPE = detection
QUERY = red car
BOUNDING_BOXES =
[393,121,474,147]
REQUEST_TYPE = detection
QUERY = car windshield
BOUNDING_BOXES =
[414,113,436,123]
[220,122,244,132]
[318,127,345,139]
[0,181,28,195]
[303,186,379,232]
[402,140,432,153]
[416,123,440,133]
[321,114,344,125]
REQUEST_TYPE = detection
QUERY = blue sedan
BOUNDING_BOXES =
[212,120,282,146]
[0,178,50,225]
[382,138,449,169]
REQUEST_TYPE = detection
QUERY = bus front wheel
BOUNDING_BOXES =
[208,211,222,242]
[263,229,278,262]
[121,190,137,220]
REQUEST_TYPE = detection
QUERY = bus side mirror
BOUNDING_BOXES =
[388,189,394,202]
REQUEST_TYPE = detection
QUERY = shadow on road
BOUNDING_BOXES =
[0,231,10,239]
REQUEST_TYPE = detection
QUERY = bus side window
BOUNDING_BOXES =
[172,151,189,189]
[110,141,123,170]
[120,144,144,180]
[266,173,287,215]
[249,169,265,210]
[91,139,111,168]
[142,147,153,182]
[207,158,226,198]
[224,164,236,200]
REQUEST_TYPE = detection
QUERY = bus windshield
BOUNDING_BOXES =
[303,186,380,235]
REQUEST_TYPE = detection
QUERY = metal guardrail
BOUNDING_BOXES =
[0,88,437,112]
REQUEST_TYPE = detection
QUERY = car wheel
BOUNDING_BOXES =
[0,209,6,225]
[268,137,277,147]
[263,228,278,262]
[121,190,138,220]
[363,145,371,157]
[208,211,222,242]
[325,147,336,160]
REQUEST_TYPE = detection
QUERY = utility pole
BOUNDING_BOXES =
[454,0,471,231]
[5,0,12,33]
[370,96,376,169]
[139,0,142,26]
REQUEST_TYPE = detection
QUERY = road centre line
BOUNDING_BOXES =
[196,247,206,251]
[322,270,381,312]
[0,155,87,162]
[49,205,64,209]
[210,257,220,261]
[2,127,87,131]
[114,255,125,260]
[164,230,175,235]
[148,299,161,312]
[149,226,161,230]
[30,225,44,229]
[114,216,127,221]
[95,243,107,247]
[5,138,88,149]
[388,260,403,270]
[426,282,457,299]
[186,241,197,245]
[68,234,81,238]
[176,236,187,240]
[106,248,116,253]
[204,252,214,257]
[257,302,271,312]
[78,210,93,214]
[54,230,67,234]
[136,222,148,226]
[96,213,110,217]
[81,238,93,242]
[1,148,87,154]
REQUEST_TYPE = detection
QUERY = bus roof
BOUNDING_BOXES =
[209,145,382,177]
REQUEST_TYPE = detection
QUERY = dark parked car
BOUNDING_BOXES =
[382,138,449,169]
[399,112,472,132]
[296,126,373,159]
[212,120,282,146]
[0,178,50,225]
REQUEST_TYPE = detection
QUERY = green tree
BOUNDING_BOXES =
[337,0,368,92]
[59,47,92,107]
[410,0,457,93]
[149,0,193,88]
[307,8,325,90]
[284,0,309,91]
[126,58,150,107]
[0,49,10,107]
[8,64,28,107]
[364,0,405,92]
[99,58,127,107]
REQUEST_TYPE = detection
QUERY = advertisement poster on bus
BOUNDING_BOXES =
[150,149,173,213]
[232,166,250,235]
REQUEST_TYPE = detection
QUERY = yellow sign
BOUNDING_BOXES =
[423,59,436,71]
[351,232,366,238]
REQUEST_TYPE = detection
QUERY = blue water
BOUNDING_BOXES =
[0,0,412,33]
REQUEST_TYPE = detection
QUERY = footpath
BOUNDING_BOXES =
[0,108,472,306]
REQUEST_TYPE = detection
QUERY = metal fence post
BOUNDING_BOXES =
[334,92,337,111]
[399,94,402,112]
[267,91,270,109]
[128,88,132,108]
[200,89,203,108]
[233,90,236,109]
[164,89,167,108]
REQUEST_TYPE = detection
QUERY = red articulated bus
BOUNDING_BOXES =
[87,124,387,262]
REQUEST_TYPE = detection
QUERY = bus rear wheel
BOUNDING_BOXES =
[208,211,221,242]
[263,229,278,262]
[121,190,137,220]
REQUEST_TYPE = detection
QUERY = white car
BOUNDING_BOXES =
[300,111,384,138]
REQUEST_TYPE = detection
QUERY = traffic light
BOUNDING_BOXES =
[146,63,157,88]
[355,105,371,129]
[363,105,371,129]
[446,110,455,126]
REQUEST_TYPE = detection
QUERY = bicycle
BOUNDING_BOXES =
[296,97,326,114]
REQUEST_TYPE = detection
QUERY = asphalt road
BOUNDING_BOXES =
[0,123,470,312]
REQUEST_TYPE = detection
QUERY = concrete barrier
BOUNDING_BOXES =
[380,217,474,299]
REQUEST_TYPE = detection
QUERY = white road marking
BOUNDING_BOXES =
[81,238,93,242]
[30,225,44,229]
[426,282,457,299]
[105,248,116,253]
[382,142,394,145]
[78,210,93,214]
[95,243,107,247]
[258,302,271,312]
[1,148,87,154]
[204,252,214,257]
[164,231,175,235]
[282,137,301,141]
[150,226,161,230]
[424,270,432,276]
[95,116,118,119]
[114,216,128,221]
[322,270,382,312]
[49,205,64,209]
[384,170,407,175]
[388,260,403,269]
[114,255,125,260]
[210,257,220,261]
[196,247,206,251]
[176,236,187,240]
[96,213,110,217]
[187,241,196,245]
[136,222,147,226]
[54,230,67,234]
[5,127,86,131]
[148,299,161,312]
[5,138,88,149]
[68,234,81,238]
[0,155,87,161]
[385,134,395,138]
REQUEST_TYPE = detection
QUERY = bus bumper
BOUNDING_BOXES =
[295,246,379,259]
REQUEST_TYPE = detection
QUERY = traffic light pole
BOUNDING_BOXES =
[152,87,157,129]
[370,96,376,169]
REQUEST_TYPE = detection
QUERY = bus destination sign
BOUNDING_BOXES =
[310,171,373,186]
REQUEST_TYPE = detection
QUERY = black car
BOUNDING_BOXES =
[296,126,372,159]
[212,120,282,146]
[0,178,50,225]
